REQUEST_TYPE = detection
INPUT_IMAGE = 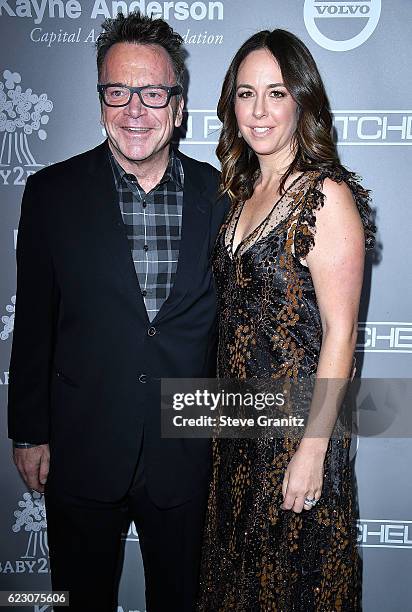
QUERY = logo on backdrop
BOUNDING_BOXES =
[123,521,140,542]
[0,69,53,186]
[106,515,412,549]
[1,295,15,341]
[0,0,224,23]
[304,0,381,51]
[334,111,412,145]
[1,1,225,47]
[0,491,49,574]
[357,322,412,353]
[178,110,412,147]
[358,520,412,548]
[177,110,221,146]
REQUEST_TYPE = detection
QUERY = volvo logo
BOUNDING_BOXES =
[304,0,381,52]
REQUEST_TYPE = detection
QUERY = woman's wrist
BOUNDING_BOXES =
[298,436,329,457]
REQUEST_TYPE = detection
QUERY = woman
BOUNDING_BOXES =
[197,29,375,611]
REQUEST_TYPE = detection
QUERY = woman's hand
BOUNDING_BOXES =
[281,442,326,513]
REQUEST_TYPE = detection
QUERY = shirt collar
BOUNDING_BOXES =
[108,146,183,191]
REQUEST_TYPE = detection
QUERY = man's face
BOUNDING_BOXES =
[100,42,183,171]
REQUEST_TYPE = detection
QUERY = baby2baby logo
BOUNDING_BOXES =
[0,69,53,187]
[0,491,50,575]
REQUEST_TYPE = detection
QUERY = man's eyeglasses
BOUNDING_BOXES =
[97,84,183,109]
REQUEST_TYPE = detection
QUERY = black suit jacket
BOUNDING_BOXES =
[8,141,228,506]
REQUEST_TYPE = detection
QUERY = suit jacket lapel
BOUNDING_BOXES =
[153,151,211,324]
[86,141,149,323]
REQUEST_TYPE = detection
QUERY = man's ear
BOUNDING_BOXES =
[174,96,184,128]
[99,98,105,126]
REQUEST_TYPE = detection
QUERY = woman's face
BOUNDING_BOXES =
[234,48,298,163]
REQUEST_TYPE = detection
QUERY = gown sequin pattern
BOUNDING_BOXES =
[197,167,375,612]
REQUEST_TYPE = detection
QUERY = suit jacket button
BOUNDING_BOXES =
[148,327,156,337]
[138,374,147,383]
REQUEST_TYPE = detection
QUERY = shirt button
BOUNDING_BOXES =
[142,200,147,208]
[143,244,149,252]
[138,373,147,383]
[141,290,147,297]
[148,327,156,337]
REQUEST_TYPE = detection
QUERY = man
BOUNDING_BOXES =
[8,11,227,612]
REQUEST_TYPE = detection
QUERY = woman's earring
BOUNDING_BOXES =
[238,129,242,138]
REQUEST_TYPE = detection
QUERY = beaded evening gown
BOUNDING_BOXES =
[197,167,374,612]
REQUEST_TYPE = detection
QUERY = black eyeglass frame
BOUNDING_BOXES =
[97,83,183,108]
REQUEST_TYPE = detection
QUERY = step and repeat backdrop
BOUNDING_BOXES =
[1,1,411,610]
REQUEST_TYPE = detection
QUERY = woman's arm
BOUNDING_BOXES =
[281,177,365,513]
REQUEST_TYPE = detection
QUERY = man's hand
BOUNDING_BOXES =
[13,444,50,493]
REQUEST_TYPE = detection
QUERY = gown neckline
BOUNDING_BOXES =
[228,172,305,259]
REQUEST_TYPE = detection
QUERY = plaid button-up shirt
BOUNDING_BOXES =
[109,150,184,322]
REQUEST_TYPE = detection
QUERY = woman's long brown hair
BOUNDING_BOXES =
[217,29,340,202]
